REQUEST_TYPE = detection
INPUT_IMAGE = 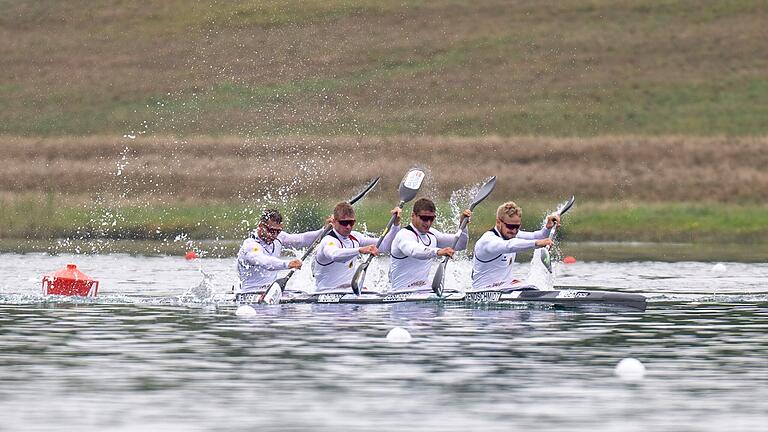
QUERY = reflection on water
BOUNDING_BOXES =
[1,253,767,431]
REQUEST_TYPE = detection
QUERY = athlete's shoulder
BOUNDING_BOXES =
[477,229,497,240]
[240,235,257,248]
[350,230,373,240]
[320,234,339,248]
[474,230,499,248]
[395,226,413,238]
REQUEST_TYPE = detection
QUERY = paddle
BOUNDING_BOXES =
[540,195,576,273]
[350,168,426,295]
[256,176,381,304]
[431,176,497,297]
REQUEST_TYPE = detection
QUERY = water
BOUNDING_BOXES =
[1,253,767,431]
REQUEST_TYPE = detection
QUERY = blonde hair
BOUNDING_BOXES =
[496,201,522,219]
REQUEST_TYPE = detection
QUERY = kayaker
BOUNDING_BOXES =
[471,201,558,291]
[237,209,325,294]
[312,202,401,293]
[388,198,471,293]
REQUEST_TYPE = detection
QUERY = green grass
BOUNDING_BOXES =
[4,195,768,248]
[3,0,768,136]
[27,75,764,137]
[566,203,768,243]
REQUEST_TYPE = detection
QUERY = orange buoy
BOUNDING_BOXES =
[185,250,198,260]
[42,264,99,297]
[563,256,577,264]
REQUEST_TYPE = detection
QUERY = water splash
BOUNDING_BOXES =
[526,249,555,290]
[178,268,217,303]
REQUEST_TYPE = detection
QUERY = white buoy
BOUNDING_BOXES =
[614,357,646,380]
[235,305,258,317]
[386,327,412,343]
[711,263,727,272]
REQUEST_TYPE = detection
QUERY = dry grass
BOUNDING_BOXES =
[2,134,767,204]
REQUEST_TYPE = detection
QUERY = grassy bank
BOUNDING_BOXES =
[3,1,767,260]
[3,196,768,254]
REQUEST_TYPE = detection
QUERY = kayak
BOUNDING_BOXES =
[235,287,647,311]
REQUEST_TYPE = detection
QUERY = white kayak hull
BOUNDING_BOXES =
[235,287,647,311]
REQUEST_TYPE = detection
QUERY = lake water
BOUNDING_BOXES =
[1,252,767,431]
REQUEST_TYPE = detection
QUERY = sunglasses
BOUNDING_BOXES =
[261,224,282,235]
[337,219,356,227]
[502,222,521,230]
[417,215,436,222]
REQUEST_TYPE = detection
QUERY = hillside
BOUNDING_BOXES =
[2,0,767,136]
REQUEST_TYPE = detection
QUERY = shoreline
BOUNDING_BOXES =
[3,239,764,263]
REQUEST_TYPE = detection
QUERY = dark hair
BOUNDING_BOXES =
[260,208,283,224]
[412,198,436,214]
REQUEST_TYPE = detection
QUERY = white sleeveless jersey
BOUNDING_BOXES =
[471,227,549,290]
[388,224,468,292]
[236,228,323,293]
[312,226,399,293]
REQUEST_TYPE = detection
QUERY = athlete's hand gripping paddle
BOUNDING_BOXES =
[350,168,426,295]
[431,176,497,297]
[540,195,575,273]
[257,177,381,305]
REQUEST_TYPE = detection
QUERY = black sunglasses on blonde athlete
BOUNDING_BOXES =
[502,222,521,230]
[417,215,436,222]
[338,220,356,227]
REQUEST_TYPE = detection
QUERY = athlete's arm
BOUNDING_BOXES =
[474,235,537,260]
[321,238,361,262]
[395,230,437,259]
[239,244,290,270]
[433,226,469,250]
[280,228,325,248]
[375,224,400,253]
[515,227,550,240]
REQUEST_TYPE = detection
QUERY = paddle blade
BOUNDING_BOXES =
[398,168,426,203]
[469,176,497,210]
[350,261,369,295]
[541,248,553,273]
[556,196,576,216]
[258,283,282,305]
[540,196,574,273]
[349,176,380,205]
[432,261,447,296]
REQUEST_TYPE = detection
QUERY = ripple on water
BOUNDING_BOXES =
[1,254,767,431]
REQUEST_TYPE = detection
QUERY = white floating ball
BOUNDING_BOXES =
[386,327,412,343]
[614,357,646,380]
[235,305,258,317]
[711,263,727,272]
